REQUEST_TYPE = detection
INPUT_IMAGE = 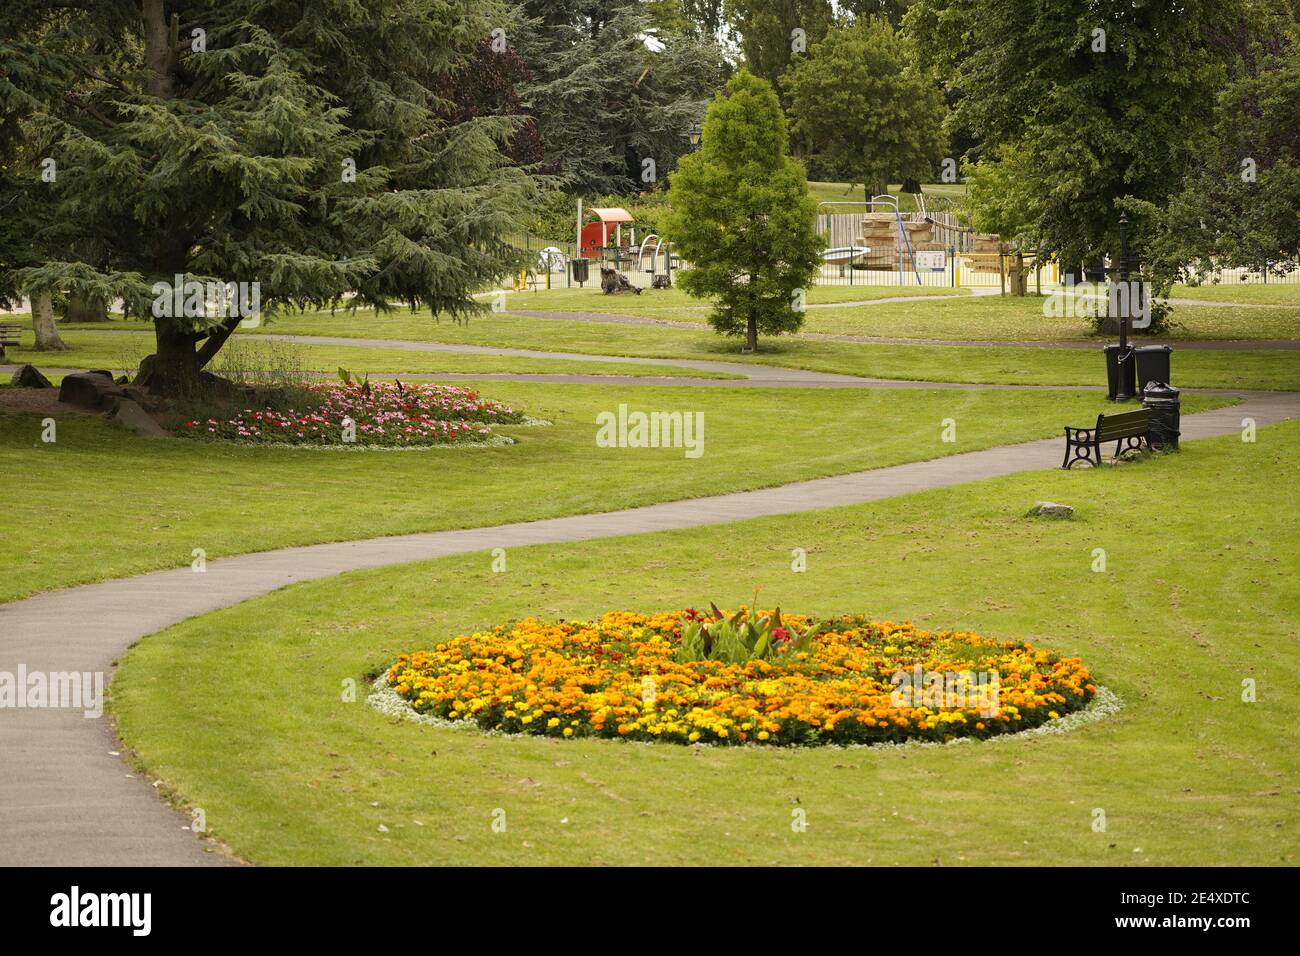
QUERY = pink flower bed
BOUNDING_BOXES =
[178,382,524,447]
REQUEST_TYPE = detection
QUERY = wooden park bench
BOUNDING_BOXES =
[0,322,22,362]
[1061,407,1151,469]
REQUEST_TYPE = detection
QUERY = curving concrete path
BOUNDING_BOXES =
[36,321,1300,355]
[2,384,1298,865]
[504,309,1300,350]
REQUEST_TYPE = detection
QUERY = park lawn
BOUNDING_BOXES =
[807,180,967,210]
[241,312,1300,391]
[1172,283,1300,306]
[2,328,738,380]
[110,422,1299,866]
[500,283,968,320]
[3,381,1228,603]
[503,288,1300,342]
[42,304,1300,390]
[801,298,1300,342]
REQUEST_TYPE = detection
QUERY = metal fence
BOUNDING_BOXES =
[813,250,1061,289]
[1185,259,1300,286]
[504,230,1299,295]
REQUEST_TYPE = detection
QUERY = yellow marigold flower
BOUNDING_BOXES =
[386,612,1093,748]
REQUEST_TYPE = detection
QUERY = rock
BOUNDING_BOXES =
[120,383,164,412]
[115,375,129,385]
[111,398,171,439]
[1030,501,1074,518]
[10,364,52,388]
[58,371,126,409]
[87,369,115,380]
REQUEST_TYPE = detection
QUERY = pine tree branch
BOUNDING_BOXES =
[63,93,118,129]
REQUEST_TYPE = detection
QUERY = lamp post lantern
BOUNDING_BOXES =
[688,123,702,149]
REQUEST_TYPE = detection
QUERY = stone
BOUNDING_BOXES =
[111,398,171,439]
[120,384,164,411]
[1030,501,1074,518]
[10,364,52,388]
[58,371,126,410]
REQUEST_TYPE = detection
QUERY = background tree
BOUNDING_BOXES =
[841,0,915,28]
[681,0,730,37]
[664,70,823,352]
[2,0,539,393]
[783,18,946,201]
[725,0,835,100]
[900,0,982,163]
[1137,17,1300,282]
[432,36,545,168]
[516,1,726,193]
[940,0,1232,272]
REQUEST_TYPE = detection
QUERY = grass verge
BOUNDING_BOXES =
[3,381,1227,602]
[111,422,1299,865]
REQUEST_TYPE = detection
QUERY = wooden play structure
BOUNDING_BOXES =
[818,195,1009,286]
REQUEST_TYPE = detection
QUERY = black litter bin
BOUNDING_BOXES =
[570,258,589,286]
[1103,344,1136,401]
[1142,381,1181,450]
[1135,345,1172,394]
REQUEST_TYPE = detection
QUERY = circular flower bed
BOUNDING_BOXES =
[385,610,1097,747]
[178,382,524,446]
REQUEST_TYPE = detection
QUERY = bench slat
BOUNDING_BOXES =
[1096,408,1151,441]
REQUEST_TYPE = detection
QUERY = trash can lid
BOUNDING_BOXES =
[1142,380,1179,399]
[1135,344,1173,353]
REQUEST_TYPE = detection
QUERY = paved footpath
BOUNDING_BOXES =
[39,322,1300,355]
[505,310,1300,350]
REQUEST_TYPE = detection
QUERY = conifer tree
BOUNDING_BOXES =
[0,0,539,392]
[664,70,823,351]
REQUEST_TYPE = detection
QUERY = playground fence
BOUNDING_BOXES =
[812,249,1057,289]
[1187,259,1300,286]
[501,230,1300,295]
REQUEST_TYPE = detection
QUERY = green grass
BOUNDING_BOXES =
[239,312,1300,391]
[5,381,1226,603]
[35,294,1300,391]
[3,328,738,380]
[111,422,1299,865]
[506,289,1300,342]
[1172,282,1300,305]
[502,283,967,320]
[803,298,1300,342]
[807,180,967,212]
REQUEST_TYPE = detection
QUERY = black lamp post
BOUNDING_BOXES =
[1114,212,1133,401]
[688,123,702,149]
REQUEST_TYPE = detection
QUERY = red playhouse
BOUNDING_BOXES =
[578,207,635,260]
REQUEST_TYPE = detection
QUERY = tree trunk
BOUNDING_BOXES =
[144,324,198,392]
[137,315,243,396]
[141,0,177,98]
[31,292,69,351]
[63,295,109,322]
[745,315,758,352]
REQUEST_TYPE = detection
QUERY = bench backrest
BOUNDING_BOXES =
[1095,407,1151,442]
